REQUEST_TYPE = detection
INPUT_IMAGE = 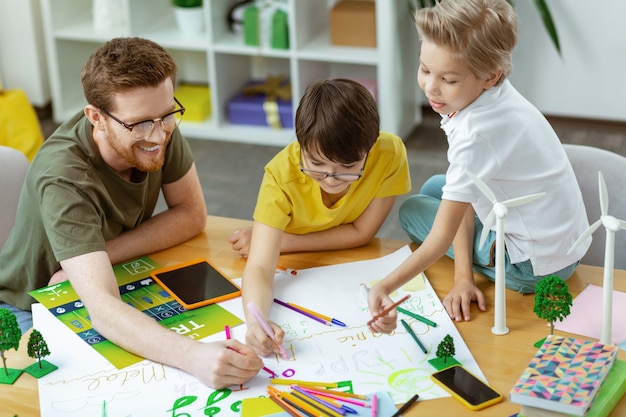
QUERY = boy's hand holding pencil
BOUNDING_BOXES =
[247,302,289,359]
[362,283,408,334]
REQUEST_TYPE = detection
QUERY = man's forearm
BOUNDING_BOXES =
[106,206,206,264]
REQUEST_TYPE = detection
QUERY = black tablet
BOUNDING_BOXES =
[150,259,241,309]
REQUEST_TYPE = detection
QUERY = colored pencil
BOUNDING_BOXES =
[271,378,338,388]
[292,386,347,416]
[225,326,277,377]
[274,298,330,326]
[247,301,289,359]
[282,391,328,417]
[291,390,345,417]
[268,391,304,417]
[367,294,411,325]
[268,386,307,416]
[288,302,347,327]
[277,265,298,275]
[297,389,355,412]
[298,387,370,407]
[298,386,369,400]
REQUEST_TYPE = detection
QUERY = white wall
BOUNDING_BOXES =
[0,0,50,107]
[0,0,624,120]
[510,0,626,122]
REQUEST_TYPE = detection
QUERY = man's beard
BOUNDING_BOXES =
[107,133,169,173]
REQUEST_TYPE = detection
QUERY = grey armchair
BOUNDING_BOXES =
[564,144,626,269]
[0,146,29,250]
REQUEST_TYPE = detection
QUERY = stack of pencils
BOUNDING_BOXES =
[267,384,374,417]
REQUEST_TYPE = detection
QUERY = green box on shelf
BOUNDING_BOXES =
[243,5,289,49]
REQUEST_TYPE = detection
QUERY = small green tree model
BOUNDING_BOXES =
[533,275,573,335]
[0,308,22,381]
[436,334,455,363]
[428,334,460,370]
[23,328,57,378]
[27,329,51,368]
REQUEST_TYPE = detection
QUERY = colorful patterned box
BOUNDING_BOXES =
[510,335,618,416]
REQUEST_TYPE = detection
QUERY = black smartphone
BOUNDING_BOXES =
[431,365,503,410]
[150,259,241,309]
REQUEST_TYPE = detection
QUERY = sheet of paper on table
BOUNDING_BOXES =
[33,245,485,417]
[553,283,626,348]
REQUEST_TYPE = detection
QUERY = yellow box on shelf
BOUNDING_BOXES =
[175,84,211,122]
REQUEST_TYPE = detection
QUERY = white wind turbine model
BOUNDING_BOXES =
[466,171,546,335]
[568,171,626,345]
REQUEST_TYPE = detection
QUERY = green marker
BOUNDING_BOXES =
[397,306,438,327]
[401,319,428,354]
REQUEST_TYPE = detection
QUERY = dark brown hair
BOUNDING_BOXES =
[295,78,379,164]
[81,37,177,111]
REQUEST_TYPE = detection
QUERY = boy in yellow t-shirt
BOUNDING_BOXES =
[228,78,411,356]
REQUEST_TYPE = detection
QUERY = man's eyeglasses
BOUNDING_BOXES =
[100,97,185,141]
[299,152,368,182]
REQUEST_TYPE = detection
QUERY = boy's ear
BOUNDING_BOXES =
[483,70,503,89]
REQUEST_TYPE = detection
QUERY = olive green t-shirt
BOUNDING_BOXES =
[0,111,194,310]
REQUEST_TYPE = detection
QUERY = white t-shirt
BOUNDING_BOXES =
[441,79,590,275]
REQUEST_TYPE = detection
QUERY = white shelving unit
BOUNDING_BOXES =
[40,0,421,147]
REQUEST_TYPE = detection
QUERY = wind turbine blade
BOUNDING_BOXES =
[479,210,496,249]
[466,170,496,203]
[619,219,626,231]
[502,192,546,208]
[598,171,608,216]
[567,219,602,254]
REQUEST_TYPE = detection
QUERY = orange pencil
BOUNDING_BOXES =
[367,294,411,326]
[288,302,347,327]
[281,391,326,417]
[267,388,303,417]
[277,265,298,275]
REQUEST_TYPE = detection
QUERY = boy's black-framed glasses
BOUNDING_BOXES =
[99,97,185,141]
[299,152,369,182]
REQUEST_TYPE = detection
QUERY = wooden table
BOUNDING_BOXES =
[4,215,625,416]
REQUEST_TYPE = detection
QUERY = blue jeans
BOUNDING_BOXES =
[0,302,33,334]
[398,174,578,293]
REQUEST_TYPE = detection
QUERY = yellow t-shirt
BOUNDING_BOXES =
[253,131,411,234]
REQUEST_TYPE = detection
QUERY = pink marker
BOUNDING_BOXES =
[225,325,278,378]
[371,394,377,417]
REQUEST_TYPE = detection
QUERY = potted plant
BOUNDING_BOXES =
[172,0,205,36]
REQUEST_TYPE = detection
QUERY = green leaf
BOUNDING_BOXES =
[533,0,561,55]
[418,0,562,56]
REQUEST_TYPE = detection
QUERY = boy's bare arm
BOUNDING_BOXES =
[241,222,286,356]
[369,200,470,326]
[279,196,397,252]
[444,205,487,321]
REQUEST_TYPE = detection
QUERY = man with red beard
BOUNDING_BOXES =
[0,37,263,389]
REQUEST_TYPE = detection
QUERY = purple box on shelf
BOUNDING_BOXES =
[227,79,293,128]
